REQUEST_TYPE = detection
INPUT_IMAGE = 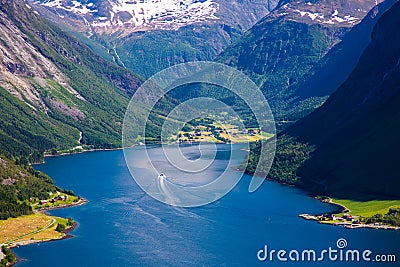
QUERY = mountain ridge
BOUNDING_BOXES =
[251,0,400,200]
[30,0,280,36]
[27,0,281,77]
[217,0,386,122]
[0,0,143,162]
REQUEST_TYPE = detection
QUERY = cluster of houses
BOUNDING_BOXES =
[318,213,361,224]
[37,192,68,205]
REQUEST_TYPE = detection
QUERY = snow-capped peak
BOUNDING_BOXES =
[277,0,382,27]
[38,0,219,32]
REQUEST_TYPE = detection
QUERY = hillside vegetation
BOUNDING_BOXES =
[217,0,386,123]
[0,0,143,163]
[0,155,63,220]
[247,1,400,200]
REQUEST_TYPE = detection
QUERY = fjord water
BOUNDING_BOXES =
[15,145,399,266]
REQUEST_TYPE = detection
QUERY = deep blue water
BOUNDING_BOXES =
[14,145,400,266]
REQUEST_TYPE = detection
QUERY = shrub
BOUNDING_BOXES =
[55,223,66,232]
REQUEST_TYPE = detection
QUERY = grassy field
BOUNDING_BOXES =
[332,199,400,217]
[0,213,68,245]
[174,125,273,144]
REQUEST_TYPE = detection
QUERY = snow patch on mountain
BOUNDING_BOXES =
[284,5,361,26]
[277,0,381,27]
[322,9,359,25]
[296,10,323,21]
[42,0,98,14]
[38,0,219,31]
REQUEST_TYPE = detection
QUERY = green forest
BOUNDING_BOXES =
[0,155,59,220]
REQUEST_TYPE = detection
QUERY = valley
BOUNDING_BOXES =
[0,0,399,265]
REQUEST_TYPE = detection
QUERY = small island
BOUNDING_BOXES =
[299,197,400,230]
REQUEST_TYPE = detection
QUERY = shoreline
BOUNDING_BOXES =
[37,140,257,164]
[299,197,400,231]
[243,170,399,231]
[30,147,124,165]
[36,198,88,213]
[8,221,78,249]
[8,222,78,267]
[5,199,87,266]
[45,147,123,158]
[325,198,350,212]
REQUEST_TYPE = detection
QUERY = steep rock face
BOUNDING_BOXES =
[215,0,280,30]
[0,5,85,114]
[294,0,398,100]
[273,1,400,199]
[273,0,381,26]
[0,0,142,161]
[217,0,382,121]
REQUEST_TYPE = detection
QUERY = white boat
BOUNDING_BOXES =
[158,173,167,180]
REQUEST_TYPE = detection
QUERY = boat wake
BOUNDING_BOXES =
[156,173,180,206]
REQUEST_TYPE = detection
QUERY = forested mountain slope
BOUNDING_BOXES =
[218,0,385,121]
[28,0,280,78]
[249,1,400,200]
[0,0,148,220]
[0,0,142,162]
